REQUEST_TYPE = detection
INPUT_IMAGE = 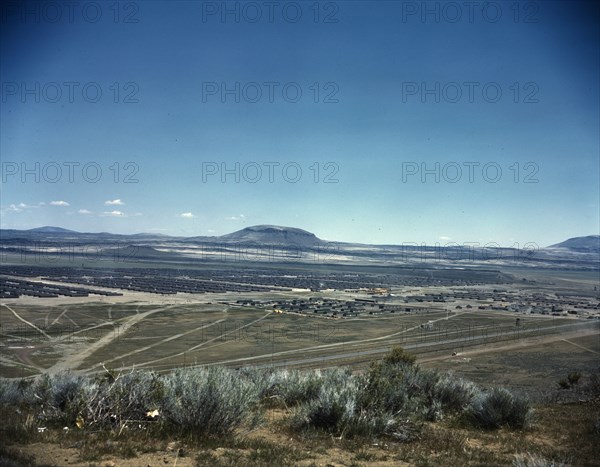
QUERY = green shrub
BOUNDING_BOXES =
[162,366,260,436]
[433,374,480,412]
[0,378,30,407]
[583,368,600,397]
[291,372,408,439]
[557,378,571,390]
[108,371,165,421]
[468,387,533,429]
[83,370,165,428]
[359,361,428,415]
[422,399,444,422]
[291,370,358,434]
[0,356,536,442]
[28,372,90,426]
[382,346,416,366]
[262,369,325,406]
[567,371,581,386]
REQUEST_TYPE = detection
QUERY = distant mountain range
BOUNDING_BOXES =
[1,226,598,270]
[548,235,600,253]
[1,225,598,250]
[26,226,78,234]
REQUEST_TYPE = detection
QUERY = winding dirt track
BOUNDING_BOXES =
[131,312,274,370]
[5,297,598,376]
[46,304,179,374]
[179,321,598,370]
[84,318,228,371]
[559,337,600,355]
[1,303,51,340]
[418,327,600,363]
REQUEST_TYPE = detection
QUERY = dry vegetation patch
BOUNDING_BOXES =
[1,348,598,466]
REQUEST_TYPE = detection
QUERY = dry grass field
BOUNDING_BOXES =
[2,291,598,392]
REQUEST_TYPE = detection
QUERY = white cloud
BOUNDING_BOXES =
[439,236,452,241]
[78,209,92,215]
[226,214,246,221]
[105,199,124,206]
[180,212,196,218]
[7,202,41,212]
[50,200,70,206]
[102,210,125,217]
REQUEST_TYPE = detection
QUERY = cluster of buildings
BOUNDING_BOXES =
[0,277,121,299]
[403,288,599,318]
[235,297,432,318]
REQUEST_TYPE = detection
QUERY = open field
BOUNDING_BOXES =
[2,266,598,395]
[1,263,598,391]
[422,331,600,394]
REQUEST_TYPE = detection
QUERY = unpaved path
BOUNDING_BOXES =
[418,327,600,363]
[560,337,600,355]
[1,303,51,339]
[85,318,227,372]
[134,312,274,370]
[191,310,479,367]
[45,304,179,374]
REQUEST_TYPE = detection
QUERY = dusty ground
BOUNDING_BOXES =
[4,401,599,467]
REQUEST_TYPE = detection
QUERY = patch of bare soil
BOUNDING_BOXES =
[3,403,598,467]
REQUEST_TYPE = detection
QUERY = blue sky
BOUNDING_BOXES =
[1,0,598,246]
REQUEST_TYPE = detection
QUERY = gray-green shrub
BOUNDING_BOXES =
[433,373,480,412]
[290,370,406,438]
[468,387,533,429]
[161,366,260,436]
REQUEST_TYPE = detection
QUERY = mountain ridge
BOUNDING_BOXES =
[218,225,325,246]
[548,235,600,253]
[1,225,599,249]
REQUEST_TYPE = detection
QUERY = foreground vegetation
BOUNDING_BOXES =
[1,347,598,466]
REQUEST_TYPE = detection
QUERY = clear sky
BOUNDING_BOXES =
[1,0,598,247]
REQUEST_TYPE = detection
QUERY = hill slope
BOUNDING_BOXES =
[218,225,325,247]
[548,235,600,253]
